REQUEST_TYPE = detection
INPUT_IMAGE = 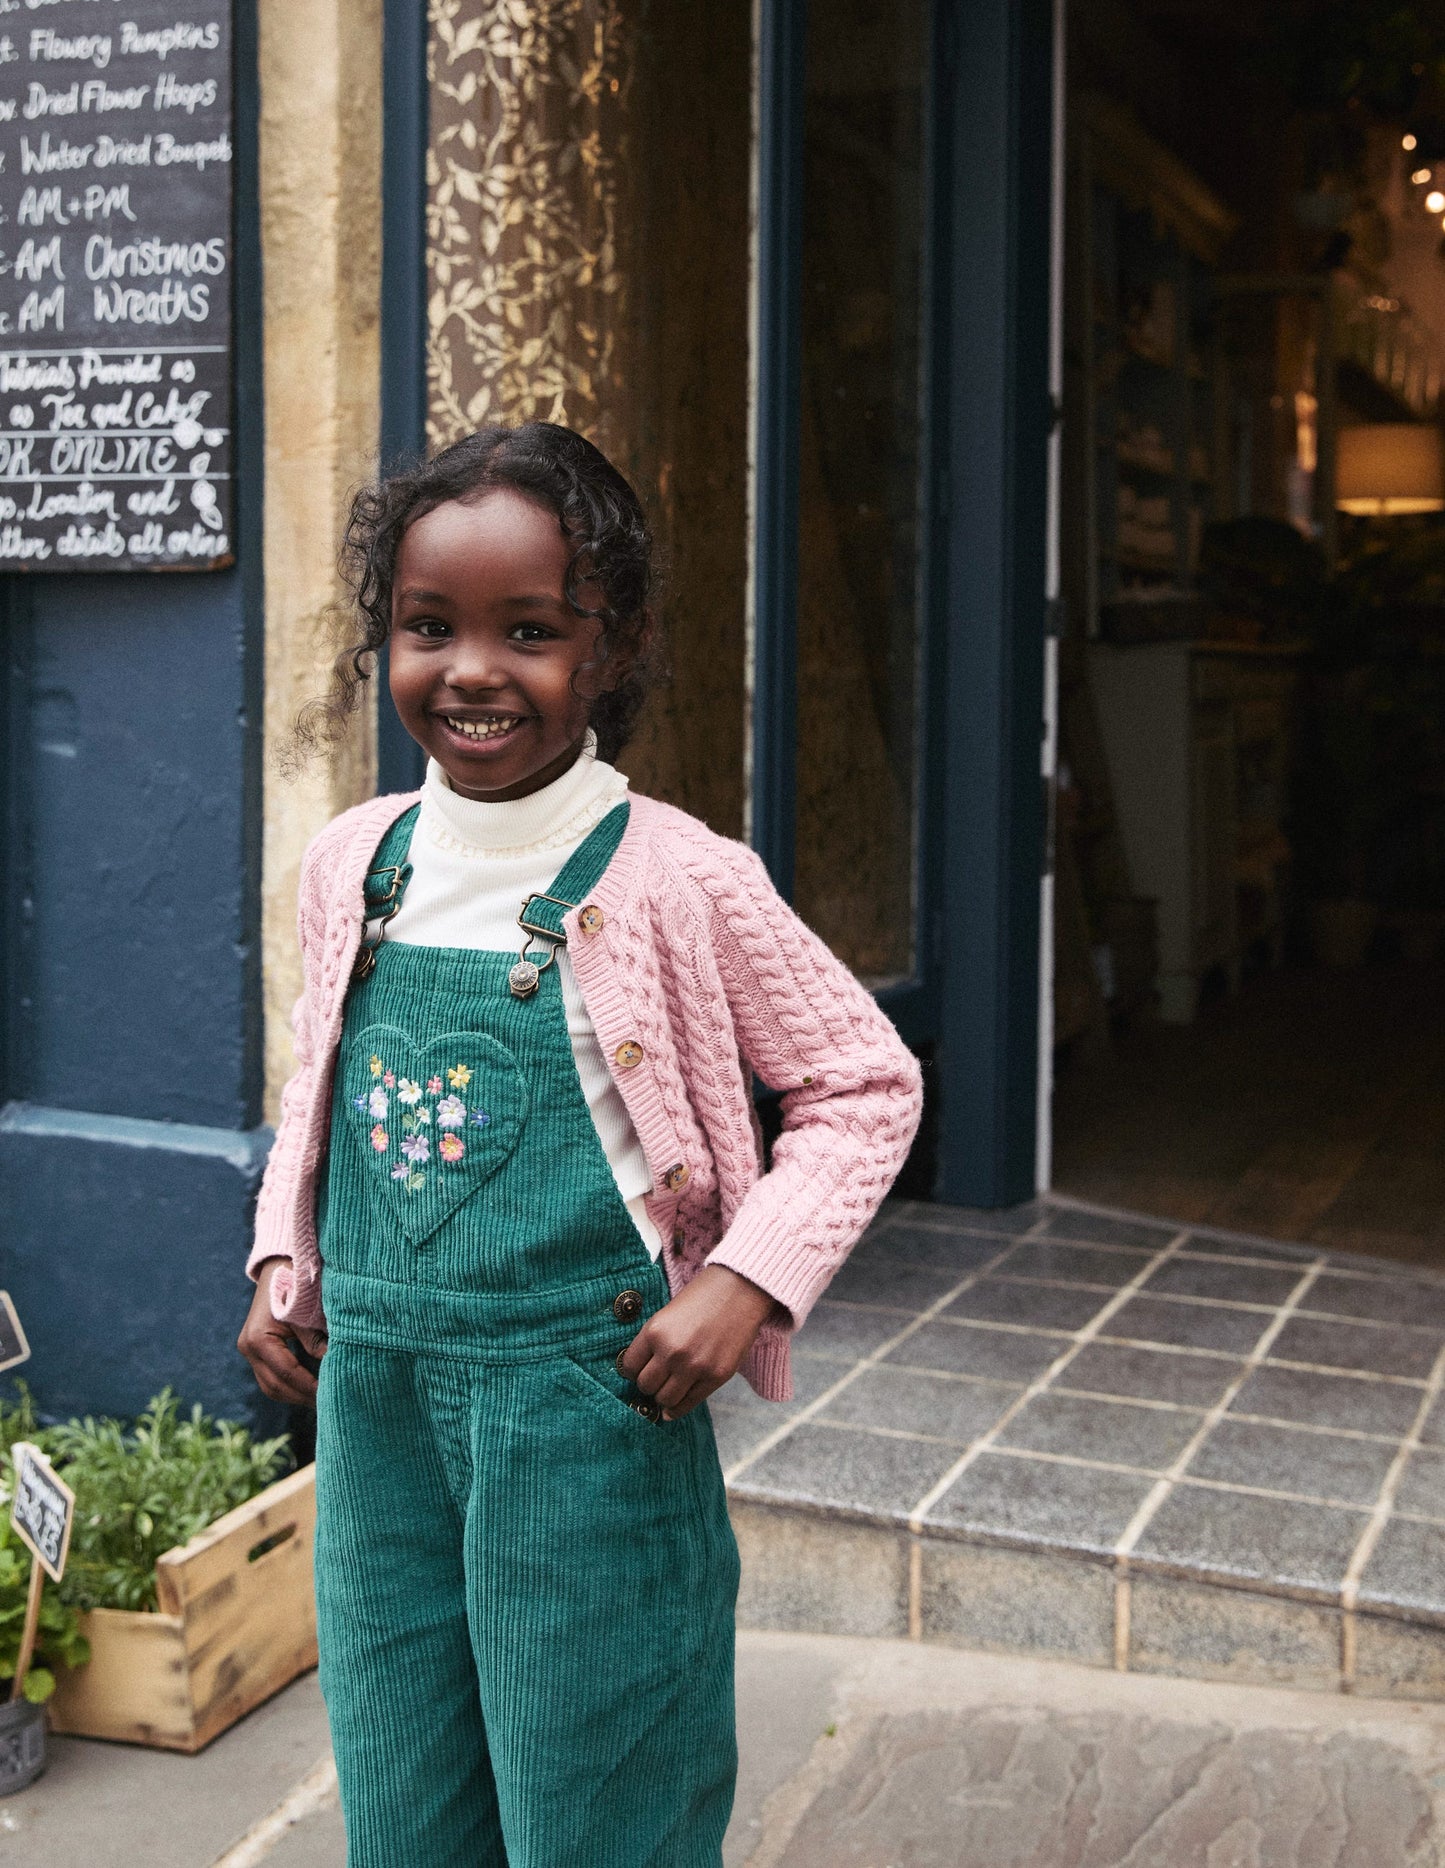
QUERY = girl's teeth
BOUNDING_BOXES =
[446,717,520,740]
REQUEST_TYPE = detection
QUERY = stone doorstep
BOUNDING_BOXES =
[728,1493,1445,1701]
[719,1194,1445,1704]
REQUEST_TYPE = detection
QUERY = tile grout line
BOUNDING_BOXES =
[903,1231,1193,1533]
[721,1214,1056,1486]
[1107,1259,1328,1669]
[1338,1339,1445,1691]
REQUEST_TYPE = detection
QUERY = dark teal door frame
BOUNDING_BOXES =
[749,0,1054,1206]
[932,0,1053,1205]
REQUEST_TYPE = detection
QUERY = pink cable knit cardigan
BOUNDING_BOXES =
[250,790,923,1399]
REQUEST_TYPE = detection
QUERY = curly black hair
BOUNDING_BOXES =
[299,423,658,764]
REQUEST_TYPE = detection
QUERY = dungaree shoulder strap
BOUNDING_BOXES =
[353,804,420,982]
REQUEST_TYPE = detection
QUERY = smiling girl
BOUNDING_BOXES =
[240,424,922,1867]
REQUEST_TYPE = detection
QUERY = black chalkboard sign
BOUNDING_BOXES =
[10,1443,73,1582]
[0,1293,28,1375]
[0,0,232,571]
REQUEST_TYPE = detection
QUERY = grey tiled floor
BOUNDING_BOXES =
[718,1197,1445,1639]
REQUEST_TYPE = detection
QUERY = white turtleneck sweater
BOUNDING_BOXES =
[385,739,661,1258]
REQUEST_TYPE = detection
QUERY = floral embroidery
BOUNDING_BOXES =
[361,1058,478,1193]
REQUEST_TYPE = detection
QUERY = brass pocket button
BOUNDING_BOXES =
[612,1288,645,1323]
[579,904,604,934]
[615,1040,644,1069]
[663,1163,691,1193]
[615,1346,631,1374]
[629,1396,662,1423]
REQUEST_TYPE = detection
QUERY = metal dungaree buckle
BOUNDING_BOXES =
[509,891,576,999]
[353,862,413,983]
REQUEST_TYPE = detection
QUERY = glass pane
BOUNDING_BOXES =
[793,0,928,983]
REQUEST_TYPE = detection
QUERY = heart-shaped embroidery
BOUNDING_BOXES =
[345,1026,528,1245]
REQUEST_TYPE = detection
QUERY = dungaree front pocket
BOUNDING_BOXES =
[342,1025,529,1246]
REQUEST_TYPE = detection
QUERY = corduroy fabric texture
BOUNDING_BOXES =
[253,790,924,1400]
[315,808,738,1866]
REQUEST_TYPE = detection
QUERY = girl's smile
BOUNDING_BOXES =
[388,489,607,801]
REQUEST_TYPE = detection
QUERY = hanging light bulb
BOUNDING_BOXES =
[1427,190,1445,212]
[1414,167,1434,184]
[1405,133,1420,150]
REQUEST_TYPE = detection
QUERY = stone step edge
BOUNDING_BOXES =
[729,1495,1445,1704]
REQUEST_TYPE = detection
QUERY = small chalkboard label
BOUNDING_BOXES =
[0,1294,30,1376]
[10,1443,73,1583]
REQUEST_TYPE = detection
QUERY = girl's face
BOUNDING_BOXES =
[388,489,606,801]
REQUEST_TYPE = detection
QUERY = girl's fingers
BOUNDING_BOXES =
[245,1330,319,1405]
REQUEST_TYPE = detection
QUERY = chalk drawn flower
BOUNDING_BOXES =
[447,1064,472,1089]
[383,1071,395,1088]
[426,1075,443,1094]
[470,1109,491,1129]
[368,1087,389,1120]
[369,1055,384,1077]
[397,1078,423,1106]
[439,1133,464,1163]
[391,1161,410,1181]
[401,1133,430,1164]
[436,1094,466,1129]
[370,1124,389,1152]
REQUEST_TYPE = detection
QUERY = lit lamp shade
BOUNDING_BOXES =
[1336,423,1445,515]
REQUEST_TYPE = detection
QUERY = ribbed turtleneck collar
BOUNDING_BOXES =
[421,732,628,858]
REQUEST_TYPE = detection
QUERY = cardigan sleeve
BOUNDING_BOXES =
[699,840,924,1326]
[245,845,327,1286]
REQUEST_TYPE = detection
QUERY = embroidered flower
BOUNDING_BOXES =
[369,1055,384,1078]
[470,1109,491,1128]
[413,1106,432,1126]
[370,1124,389,1152]
[447,1064,472,1089]
[436,1094,466,1129]
[397,1078,423,1106]
[383,1071,395,1088]
[368,1087,389,1120]
[401,1133,430,1164]
[391,1161,410,1180]
[352,1093,369,1112]
[426,1075,443,1095]
[439,1132,464,1163]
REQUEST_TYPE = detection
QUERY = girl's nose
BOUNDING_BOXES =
[442,642,509,693]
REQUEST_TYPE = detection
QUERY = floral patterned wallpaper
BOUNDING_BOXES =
[427,0,636,452]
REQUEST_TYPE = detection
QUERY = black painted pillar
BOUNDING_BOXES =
[933,0,1054,1207]
[0,0,270,1423]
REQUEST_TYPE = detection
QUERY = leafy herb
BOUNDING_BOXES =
[0,1391,86,1701]
[49,1390,289,1614]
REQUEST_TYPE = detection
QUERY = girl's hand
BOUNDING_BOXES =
[238,1259,328,1407]
[618,1265,779,1418]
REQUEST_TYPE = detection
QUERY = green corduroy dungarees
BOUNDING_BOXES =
[313,804,740,1867]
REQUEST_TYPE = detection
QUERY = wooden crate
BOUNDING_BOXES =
[49,1463,317,1753]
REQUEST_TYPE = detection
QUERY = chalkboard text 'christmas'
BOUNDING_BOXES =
[0,0,232,571]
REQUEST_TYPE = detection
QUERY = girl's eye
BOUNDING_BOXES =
[510,623,557,644]
[403,618,450,640]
